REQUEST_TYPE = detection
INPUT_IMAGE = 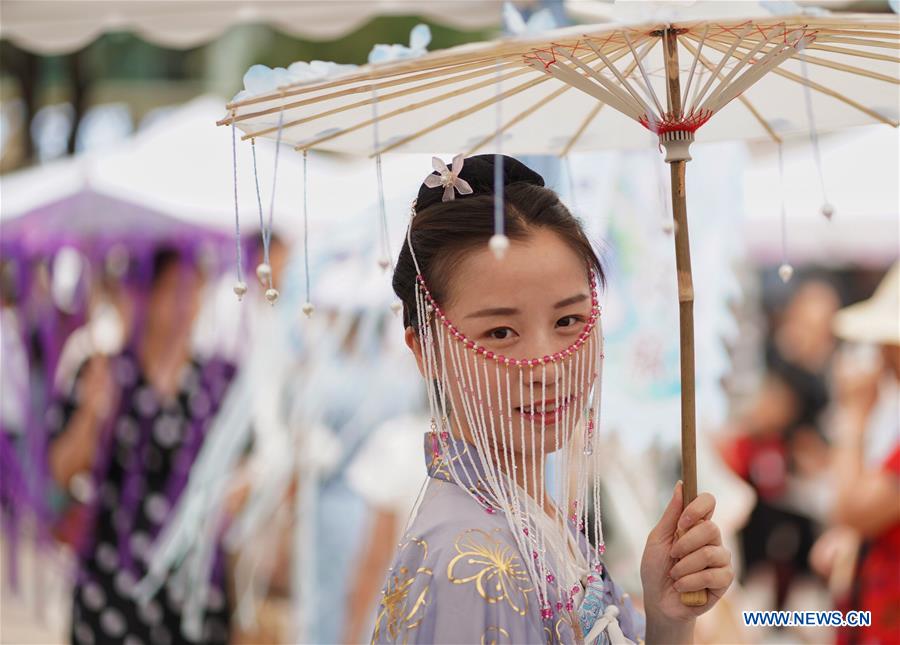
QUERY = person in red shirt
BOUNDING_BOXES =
[825,263,900,645]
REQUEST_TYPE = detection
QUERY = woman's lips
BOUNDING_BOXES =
[514,395,574,424]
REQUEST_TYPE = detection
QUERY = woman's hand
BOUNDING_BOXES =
[640,481,734,640]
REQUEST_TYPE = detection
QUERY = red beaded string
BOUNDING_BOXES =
[415,269,601,365]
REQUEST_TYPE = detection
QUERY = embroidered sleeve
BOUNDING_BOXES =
[372,527,546,644]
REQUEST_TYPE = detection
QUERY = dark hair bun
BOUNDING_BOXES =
[416,154,545,212]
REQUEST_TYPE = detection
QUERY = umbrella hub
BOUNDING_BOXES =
[659,128,694,163]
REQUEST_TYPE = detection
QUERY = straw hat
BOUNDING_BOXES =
[833,261,900,346]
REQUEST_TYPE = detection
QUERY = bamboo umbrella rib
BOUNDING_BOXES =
[222,59,525,126]
[710,36,899,84]
[554,37,656,157]
[699,26,785,115]
[567,36,655,117]
[287,44,624,152]
[622,32,665,116]
[806,28,900,39]
[806,43,900,64]
[224,57,515,114]
[226,29,637,112]
[681,24,709,110]
[690,24,754,113]
[679,36,782,143]
[791,52,898,84]
[695,34,900,127]
[531,53,645,120]
[225,48,548,112]
[239,64,537,140]
[464,83,570,155]
[465,38,650,156]
[365,74,551,155]
[703,40,804,115]
[370,50,624,156]
[700,31,899,53]
[812,35,900,49]
[712,36,900,71]
[611,36,661,110]
[558,102,605,157]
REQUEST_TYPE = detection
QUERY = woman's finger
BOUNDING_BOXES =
[677,492,716,533]
[670,520,722,559]
[669,545,731,580]
[672,566,734,593]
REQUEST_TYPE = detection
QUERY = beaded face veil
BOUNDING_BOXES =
[403,154,607,622]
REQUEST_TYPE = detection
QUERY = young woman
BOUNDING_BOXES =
[48,248,235,645]
[371,155,733,644]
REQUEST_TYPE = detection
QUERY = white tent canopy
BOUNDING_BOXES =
[742,125,900,265]
[0,0,510,54]
[0,96,432,245]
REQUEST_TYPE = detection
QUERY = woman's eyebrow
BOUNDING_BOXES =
[554,293,588,309]
[465,307,519,319]
[464,294,588,319]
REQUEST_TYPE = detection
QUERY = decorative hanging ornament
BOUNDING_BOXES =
[779,263,794,283]
[256,263,272,286]
[390,301,403,316]
[265,288,280,304]
[821,203,835,220]
[233,281,248,300]
[378,257,391,271]
[489,233,510,260]
[301,302,315,318]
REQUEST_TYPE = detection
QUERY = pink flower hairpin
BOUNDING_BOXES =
[423,154,473,202]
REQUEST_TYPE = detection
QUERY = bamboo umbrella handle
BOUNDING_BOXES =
[670,160,708,609]
[662,28,708,609]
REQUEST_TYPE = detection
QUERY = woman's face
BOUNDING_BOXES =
[407,228,598,461]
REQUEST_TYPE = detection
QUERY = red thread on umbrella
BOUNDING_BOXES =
[639,108,713,135]
[711,20,753,39]
[525,47,558,69]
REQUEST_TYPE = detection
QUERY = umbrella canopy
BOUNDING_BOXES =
[0,0,510,54]
[220,13,898,155]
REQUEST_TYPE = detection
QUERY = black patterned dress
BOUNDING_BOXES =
[49,349,236,645]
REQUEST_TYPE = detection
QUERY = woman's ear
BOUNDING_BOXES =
[404,326,426,378]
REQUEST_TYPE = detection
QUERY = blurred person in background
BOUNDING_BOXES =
[813,262,900,645]
[720,277,840,613]
[47,247,237,645]
[342,411,429,644]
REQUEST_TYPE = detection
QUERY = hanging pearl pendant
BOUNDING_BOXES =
[778,263,794,283]
[489,234,509,260]
[377,257,391,271]
[233,281,248,301]
[265,288,279,304]
[302,302,315,318]
[256,263,272,286]
[821,203,834,220]
[390,301,403,315]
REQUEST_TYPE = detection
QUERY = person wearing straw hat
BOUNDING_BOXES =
[824,262,900,644]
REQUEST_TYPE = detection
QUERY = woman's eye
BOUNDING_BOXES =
[556,315,582,328]
[488,327,515,340]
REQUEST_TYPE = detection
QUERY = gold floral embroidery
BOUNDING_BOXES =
[447,528,533,616]
[431,440,470,480]
[372,538,432,644]
[554,609,578,644]
[481,625,511,645]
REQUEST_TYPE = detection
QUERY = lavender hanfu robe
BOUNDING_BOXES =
[371,435,645,644]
